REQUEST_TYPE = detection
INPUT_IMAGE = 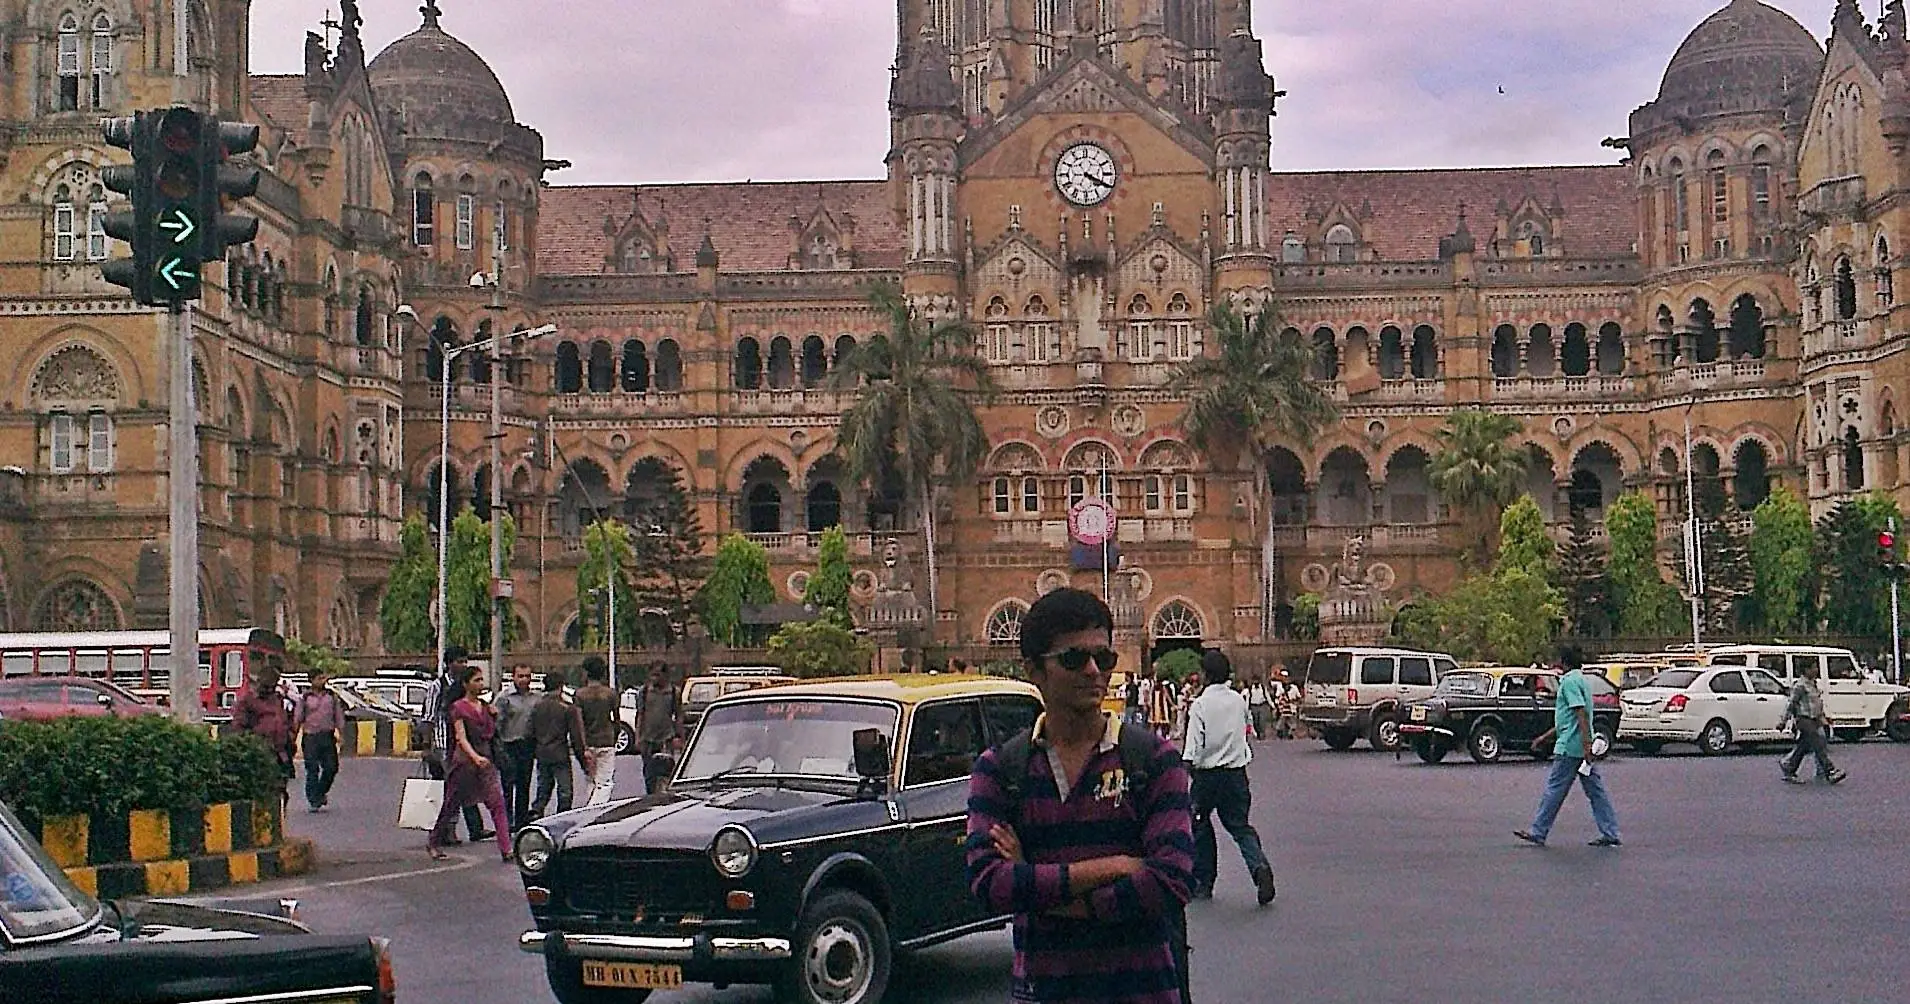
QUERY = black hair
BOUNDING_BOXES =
[1019,587,1114,665]
[1200,648,1233,685]
[440,664,482,719]
[544,671,568,693]
[1556,644,1585,672]
[442,644,470,669]
[581,655,608,681]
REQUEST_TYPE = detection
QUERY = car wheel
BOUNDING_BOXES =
[1321,729,1357,751]
[1631,740,1663,756]
[614,725,635,757]
[1368,714,1402,753]
[1886,700,1910,743]
[1413,738,1449,764]
[545,957,652,1004]
[778,889,891,1004]
[1697,719,1732,756]
[1467,722,1504,764]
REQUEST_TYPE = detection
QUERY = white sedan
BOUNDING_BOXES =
[1620,666,1793,756]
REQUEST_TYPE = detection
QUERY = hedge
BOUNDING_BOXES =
[0,715,282,828]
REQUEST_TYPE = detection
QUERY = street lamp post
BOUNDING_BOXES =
[434,322,556,684]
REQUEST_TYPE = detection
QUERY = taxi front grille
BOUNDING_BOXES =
[562,850,714,918]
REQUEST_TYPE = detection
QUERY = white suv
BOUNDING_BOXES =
[1687,644,1910,743]
[1300,647,1455,752]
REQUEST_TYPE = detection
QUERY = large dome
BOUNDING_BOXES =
[1652,0,1823,122]
[368,6,515,142]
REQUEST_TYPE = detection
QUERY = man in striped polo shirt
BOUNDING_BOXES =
[966,587,1196,1004]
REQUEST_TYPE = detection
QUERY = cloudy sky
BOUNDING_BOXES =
[251,0,1831,185]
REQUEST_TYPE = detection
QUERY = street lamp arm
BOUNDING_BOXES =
[442,323,558,361]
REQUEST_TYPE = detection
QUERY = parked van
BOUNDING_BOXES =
[1300,646,1456,751]
[1690,644,1910,742]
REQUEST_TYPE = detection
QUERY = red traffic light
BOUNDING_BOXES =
[157,107,199,153]
[1881,531,1896,550]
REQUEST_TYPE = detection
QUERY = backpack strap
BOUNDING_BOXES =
[995,727,1035,816]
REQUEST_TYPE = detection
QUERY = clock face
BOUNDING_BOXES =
[1054,143,1118,207]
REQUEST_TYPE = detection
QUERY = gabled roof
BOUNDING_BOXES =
[959,53,1214,170]
[537,181,904,276]
[1264,165,1636,261]
[250,75,311,146]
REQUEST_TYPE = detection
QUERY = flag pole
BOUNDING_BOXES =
[1100,456,1111,598]
[1684,416,1702,649]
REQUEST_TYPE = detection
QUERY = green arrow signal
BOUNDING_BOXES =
[158,257,196,291]
[158,210,198,245]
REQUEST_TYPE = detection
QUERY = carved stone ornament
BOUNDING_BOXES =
[31,345,120,402]
[1036,406,1071,439]
[1300,563,1332,593]
[1036,569,1070,595]
[1112,404,1146,437]
[786,570,811,600]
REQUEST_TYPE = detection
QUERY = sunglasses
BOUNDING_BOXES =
[1043,647,1120,673]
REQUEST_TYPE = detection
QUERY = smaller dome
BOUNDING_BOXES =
[1652,0,1823,123]
[368,5,515,142]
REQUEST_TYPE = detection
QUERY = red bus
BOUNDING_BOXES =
[0,628,287,719]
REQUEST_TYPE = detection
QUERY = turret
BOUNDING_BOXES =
[890,28,964,298]
[1212,28,1274,268]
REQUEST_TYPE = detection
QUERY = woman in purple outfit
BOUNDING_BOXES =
[426,665,513,862]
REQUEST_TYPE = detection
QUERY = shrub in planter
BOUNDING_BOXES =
[0,715,281,828]
[1151,648,1202,684]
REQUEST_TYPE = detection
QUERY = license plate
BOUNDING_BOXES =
[1409,707,1427,721]
[582,962,685,990]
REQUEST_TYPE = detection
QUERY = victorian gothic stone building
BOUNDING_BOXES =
[3,0,1908,660]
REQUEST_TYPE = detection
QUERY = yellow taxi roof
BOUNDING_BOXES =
[711,673,1038,706]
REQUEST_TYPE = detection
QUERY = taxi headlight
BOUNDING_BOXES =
[516,826,555,874]
[711,826,758,878]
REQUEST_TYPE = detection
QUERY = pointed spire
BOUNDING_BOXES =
[696,227,720,269]
[421,0,442,30]
[1886,0,1908,46]
[890,26,960,113]
[1833,0,1871,41]
[340,0,362,43]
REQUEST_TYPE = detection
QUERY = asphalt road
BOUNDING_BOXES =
[176,740,1910,1004]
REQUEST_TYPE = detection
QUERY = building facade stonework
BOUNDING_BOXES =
[2,0,1906,662]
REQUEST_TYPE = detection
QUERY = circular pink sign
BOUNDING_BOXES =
[1069,498,1118,545]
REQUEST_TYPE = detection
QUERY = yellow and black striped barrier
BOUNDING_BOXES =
[37,800,314,899]
[214,718,420,758]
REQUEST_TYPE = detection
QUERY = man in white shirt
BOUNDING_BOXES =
[1182,649,1276,905]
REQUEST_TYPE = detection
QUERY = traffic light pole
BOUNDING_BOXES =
[168,302,201,723]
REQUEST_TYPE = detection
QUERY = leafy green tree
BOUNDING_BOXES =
[1605,492,1687,639]
[1395,568,1562,666]
[1290,592,1321,641]
[576,519,639,650]
[1747,486,1814,634]
[627,465,709,645]
[697,533,776,647]
[767,620,871,679]
[1429,410,1529,566]
[285,638,351,676]
[444,507,517,652]
[378,515,436,654]
[1557,508,1612,638]
[805,526,854,629]
[1152,648,1203,683]
[830,283,995,627]
[1816,494,1903,641]
[1495,495,1554,579]
[1167,299,1338,626]
[1673,494,1753,635]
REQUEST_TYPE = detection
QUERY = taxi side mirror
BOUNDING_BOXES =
[852,728,892,783]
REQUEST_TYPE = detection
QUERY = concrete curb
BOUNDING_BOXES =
[62,837,317,899]
[40,800,314,897]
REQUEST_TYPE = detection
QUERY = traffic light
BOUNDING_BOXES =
[200,118,260,263]
[98,112,153,304]
[1879,530,1906,581]
[149,106,206,301]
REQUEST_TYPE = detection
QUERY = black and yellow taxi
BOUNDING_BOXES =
[1398,666,1621,764]
[516,674,1043,1004]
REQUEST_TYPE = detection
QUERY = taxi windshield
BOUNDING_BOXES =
[679,699,900,782]
[1433,672,1494,698]
[0,801,99,943]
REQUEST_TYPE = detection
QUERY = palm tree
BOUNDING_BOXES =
[1428,409,1529,566]
[1167,301,1339,633]
[830,283,996,626]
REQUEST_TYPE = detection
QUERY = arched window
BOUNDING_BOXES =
[56,14,81,111]
[470,321,493,383]
[747,483,783,534]
[1596,322,1625,375]
[805,481,842,532]
[554,341,583,394]
[33,578,120,631]
[734,338,762,390]
[1281,232,1305,263]
[425,317,456,382]
[801,335,828,386]
[355,288,375,345]
[1733,440,1771,511]
[1324,224,1357,263]
[1560,323,1590,377]
[1728,295,1765,359]
[1668,158,1688,235]
[621,340,650,392]
[1877,236,1895,308]
[587,340,615,393]
[412,172,434,247]
[1517,220,1545,256]
[1707,149,1728,229]
[1689,299,1719,364]
[985,601,1027,645]
[766,336,795,390]
[1844,427,1866,490]
[1152,601,1204,640]
[51,181,76,261]
[1377,326,1405,380]
[90,14,113,110]
[1835,257,1858,320]
[1310,327,1337,381]
[1491,324,1518,378]
[1410,325,1438,379]
[654,339,683,391]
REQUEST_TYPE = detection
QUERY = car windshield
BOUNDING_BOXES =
[679,699,900,781]
[1433,672,1494,697]
[0,801,98,942]
[1304,652,1352,686]
[1641,669,1702,689]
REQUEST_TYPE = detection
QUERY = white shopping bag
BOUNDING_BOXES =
[398,777,444,830]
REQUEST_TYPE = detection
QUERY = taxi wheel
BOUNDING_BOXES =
[779,889,892,1004]
[544,957,652,1004]
[1466,722,1504,764]
[614,725,636,756]
[1413,738,1449,764]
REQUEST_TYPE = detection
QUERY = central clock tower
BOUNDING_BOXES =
[888,0,1280,647]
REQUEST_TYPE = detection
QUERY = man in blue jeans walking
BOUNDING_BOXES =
[1516,646,1621,848]
[1184,649,1278,904]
